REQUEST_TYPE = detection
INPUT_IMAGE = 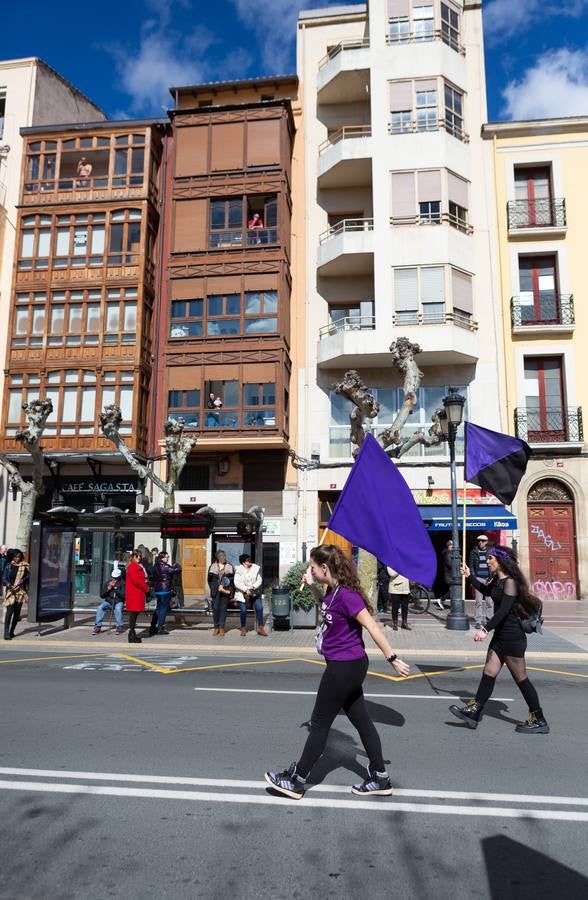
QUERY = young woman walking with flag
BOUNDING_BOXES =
[449,545,549,733]
[264,544,410,800]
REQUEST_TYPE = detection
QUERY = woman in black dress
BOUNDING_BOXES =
[449,545,549,734]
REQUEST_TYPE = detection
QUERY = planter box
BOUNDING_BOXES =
[290,605,318,628]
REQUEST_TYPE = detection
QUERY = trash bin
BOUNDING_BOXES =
[270,585,291,632]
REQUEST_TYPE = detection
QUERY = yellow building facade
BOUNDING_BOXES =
[484,117,588,601]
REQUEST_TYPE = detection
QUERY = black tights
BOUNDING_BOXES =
[475,649,542,713]
[296,655,385,779]
[4,602,22,637]
[128,612,139,631]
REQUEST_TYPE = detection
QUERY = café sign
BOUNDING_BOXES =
[60,478,138,495]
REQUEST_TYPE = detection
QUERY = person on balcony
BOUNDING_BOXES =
[234,554,267,637]
[247,212,264,243]
[207,393,222,426]
[76,157,92,188]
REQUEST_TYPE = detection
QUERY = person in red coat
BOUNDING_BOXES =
[125,549,149,643]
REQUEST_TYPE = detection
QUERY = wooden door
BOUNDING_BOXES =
[319,494,352,558]
[528,504,577,600]
[515,166,552,225]
[524,356,565,441]
[180,539,208,598]
[518,255,559,324]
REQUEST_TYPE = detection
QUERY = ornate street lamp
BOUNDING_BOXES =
[440,387,468,631]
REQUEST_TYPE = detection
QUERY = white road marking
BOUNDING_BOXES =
[0,768,586,807]
[1,779,587,821]
[192,687,515,701]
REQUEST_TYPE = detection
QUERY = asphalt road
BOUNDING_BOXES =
[1,646,587,900]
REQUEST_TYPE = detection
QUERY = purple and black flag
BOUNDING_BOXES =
[464,422,531,505]
[327,433,437,587]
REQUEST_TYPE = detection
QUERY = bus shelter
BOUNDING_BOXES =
[27,507,264,626]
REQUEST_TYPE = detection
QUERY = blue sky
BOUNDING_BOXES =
[2,0,588,122]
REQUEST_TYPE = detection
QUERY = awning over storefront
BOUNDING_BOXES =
[419,505,517,531]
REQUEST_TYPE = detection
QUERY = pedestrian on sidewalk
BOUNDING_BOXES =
[3,549,29,641]
[469,535,493,629]
[125,549,150,643]
[449,545,549,734]
[93,566,126,634]
[264,544,410,800]
[387,566,411,631]
[439,539,454,608]
[234,554,267,636]
[149,551,181,636]
[376,561,390,613]
[207,551,234,636]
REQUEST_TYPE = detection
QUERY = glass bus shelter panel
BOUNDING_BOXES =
[74,528,134,608]
[28,521,76,622]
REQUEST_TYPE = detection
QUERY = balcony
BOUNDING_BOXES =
[507,199,567,237]
[514,407,583,446]
[208,227,278,249]
[22,173,153,206]
[388,117,469,143]
[317,218,374,276]
[390,211,473,235]
[511,295,575,334]
[386,28,465,55]
[318,126,372,189]
[317,40,370,104]
[317,315,376,367]
[392,308,478,364]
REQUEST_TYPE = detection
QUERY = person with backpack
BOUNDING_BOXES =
[449,545,548,734]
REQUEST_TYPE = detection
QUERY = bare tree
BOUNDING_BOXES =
[0,399,53,551]
[99,405,196,511]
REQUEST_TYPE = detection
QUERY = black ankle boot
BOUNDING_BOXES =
[401,621,411,630]
[515,710,550,734]
[449,700,483,729]
[128,630,142,644]
[392,618,398,631]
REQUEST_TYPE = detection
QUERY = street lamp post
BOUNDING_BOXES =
[439,387,469,631]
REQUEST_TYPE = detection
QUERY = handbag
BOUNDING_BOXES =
[519,602,544,634]
[315,586,340,656]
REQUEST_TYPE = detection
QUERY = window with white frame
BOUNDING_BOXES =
[393,266,445,324]
[329,384,468,458]
[416,87,438,131]
[441,2,460,50]
[413,5,434,40]
[444,82,464,139]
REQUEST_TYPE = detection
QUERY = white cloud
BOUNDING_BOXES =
[231,0,318,71]
[502,48,588,119]
[484,0,588,44]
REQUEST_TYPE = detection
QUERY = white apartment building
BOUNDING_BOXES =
[0,57,104,543]
[296,0,509,578]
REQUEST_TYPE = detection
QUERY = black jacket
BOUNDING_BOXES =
[153,560,181,593]
[100,579,126,603]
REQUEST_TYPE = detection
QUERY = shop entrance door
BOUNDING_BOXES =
[180,539,209,597]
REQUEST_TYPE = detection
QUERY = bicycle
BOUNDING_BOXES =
[408,582,438,614]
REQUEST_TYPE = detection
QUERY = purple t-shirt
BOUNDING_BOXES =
[320,585,366,661]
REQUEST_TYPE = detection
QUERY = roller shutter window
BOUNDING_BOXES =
[394,268,418,324]
[391,171,416,223]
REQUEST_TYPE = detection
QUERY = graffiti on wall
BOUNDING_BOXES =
[530,524,562,552]
[532,580,577,601]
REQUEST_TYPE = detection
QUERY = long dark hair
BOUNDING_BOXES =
[489,545,540,615]
[310,544,373,615]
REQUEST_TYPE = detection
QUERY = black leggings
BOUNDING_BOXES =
[128,612,139,631]
[297,655,385,778]
[4,602,22,637]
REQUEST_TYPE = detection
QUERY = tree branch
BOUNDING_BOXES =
[99,405,171,496]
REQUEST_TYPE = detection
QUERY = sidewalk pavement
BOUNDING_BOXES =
[6,599,588,662]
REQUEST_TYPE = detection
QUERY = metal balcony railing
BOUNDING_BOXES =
[318,38,370,69]
[511,294,575,328]
[319,217,374,245]
[319,315,376,338]
[392,309,478,331]
[208,227,278,249]
[318,125,372,155]
[514,407,583,443]
[507,198,566,231]
[389,212,473,234]
[386,26,465,55]
[388,117,469,143]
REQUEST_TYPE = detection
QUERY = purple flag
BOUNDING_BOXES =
[465,422,531,505]
[327,433,437,587]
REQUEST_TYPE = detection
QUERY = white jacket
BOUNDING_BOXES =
[233,564,262,603]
